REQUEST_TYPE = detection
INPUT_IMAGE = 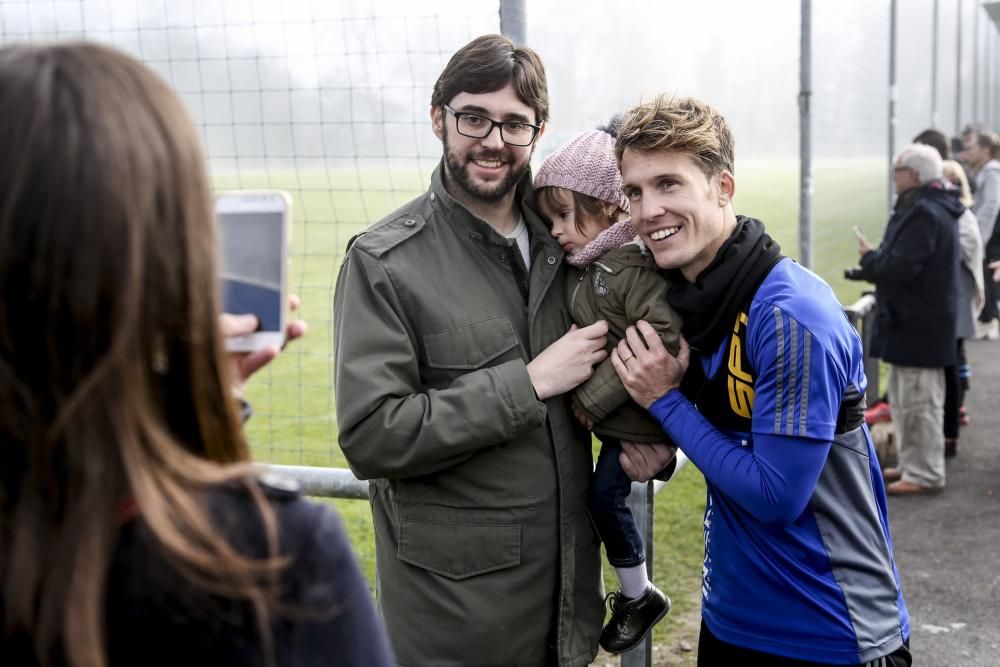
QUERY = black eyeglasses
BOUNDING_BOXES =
[442,104,541,147]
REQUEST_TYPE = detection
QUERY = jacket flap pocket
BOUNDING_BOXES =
[422,317,519,370]
[397,518,521,581]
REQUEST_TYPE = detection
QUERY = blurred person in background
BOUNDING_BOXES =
[851,144,960,495]
[913,129,984,456]
[610,94,911,666]
[939,159,983,456]
[0,43,393,667]
[334,34,610,667]
[951,134,977,194]
[913,128,950,162]
[959,128,1000,338]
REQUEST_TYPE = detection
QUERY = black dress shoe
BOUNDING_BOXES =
[599,585,671,654]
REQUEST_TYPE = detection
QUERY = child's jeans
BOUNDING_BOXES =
[588,438,645,567]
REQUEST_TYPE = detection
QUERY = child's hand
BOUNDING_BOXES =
[619,441,676,482]
[572,405,594,431]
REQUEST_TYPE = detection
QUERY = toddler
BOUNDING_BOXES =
[534,123,682,655]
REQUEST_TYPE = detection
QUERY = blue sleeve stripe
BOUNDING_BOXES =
[799,329,812,435]
[773,307,785,433]
[786,318,799,435]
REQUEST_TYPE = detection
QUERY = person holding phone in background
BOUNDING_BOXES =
[0,42,393,667]
[847,144,961,495]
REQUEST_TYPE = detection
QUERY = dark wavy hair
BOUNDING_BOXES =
[431,34,549,125]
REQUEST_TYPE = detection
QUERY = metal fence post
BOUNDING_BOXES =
[844,294,879,403]
[798,0,813,269]
[932,0,940,127]
[888,0,898,214]
[499,0,527,44]
[974,2,981,121]
[621,480,655,667]
[957,0,964,133]
[862,307,880,402]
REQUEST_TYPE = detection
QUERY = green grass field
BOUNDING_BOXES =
[213,157,889,655]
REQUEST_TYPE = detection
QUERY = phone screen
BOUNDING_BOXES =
[218,209,284,332]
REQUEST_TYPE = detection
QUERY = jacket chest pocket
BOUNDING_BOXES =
[421,316,520,370]
[397,517,521,580]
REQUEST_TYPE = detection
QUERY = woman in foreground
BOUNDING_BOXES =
[0,42,392,667]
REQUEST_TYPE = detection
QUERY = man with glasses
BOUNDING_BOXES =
[334,34,609,666]
[848,144,961,495]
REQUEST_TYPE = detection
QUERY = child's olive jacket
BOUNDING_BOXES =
[567,240,683,442]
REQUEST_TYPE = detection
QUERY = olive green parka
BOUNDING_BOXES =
[334,164,603,667]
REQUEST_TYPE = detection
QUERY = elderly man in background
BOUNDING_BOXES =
[851,144,961,494]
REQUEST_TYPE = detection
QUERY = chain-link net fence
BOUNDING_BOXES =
[3,0,999,620]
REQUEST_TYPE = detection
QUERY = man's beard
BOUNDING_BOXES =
[442,129,533,203]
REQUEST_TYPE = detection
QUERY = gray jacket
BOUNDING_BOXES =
[956,208,985,339]
[973,159,1000,242]
[334,163,602,667]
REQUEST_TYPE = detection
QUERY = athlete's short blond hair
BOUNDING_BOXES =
[615,94,734,177]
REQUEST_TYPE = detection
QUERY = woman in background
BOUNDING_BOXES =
[941,159,984,456]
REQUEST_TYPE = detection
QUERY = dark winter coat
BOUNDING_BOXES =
[858,184,962,367]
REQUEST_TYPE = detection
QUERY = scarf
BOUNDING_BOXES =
[664,216,783,352]
[566,218,638,267]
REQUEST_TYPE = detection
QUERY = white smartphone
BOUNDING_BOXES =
[216,190,292,352]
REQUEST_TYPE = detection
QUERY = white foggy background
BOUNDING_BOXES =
[2,0,998,462]
[5,1,995,167]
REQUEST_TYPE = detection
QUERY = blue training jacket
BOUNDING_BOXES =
[649,258,909,664]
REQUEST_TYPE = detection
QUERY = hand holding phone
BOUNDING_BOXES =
[852,225,874,256]
[217,191,292,352]
[221,295,308,396]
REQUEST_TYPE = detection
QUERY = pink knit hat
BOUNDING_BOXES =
[533,129,630,213]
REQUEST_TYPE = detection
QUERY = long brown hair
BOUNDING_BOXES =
[0,43,281,666]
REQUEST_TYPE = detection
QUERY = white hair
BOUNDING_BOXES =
[895,143,944,184]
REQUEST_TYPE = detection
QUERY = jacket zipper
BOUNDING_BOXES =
[569,267,588,314]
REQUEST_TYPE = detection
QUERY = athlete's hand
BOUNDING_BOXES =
[612,321,688,409]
